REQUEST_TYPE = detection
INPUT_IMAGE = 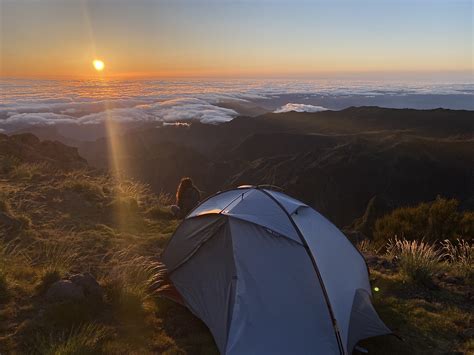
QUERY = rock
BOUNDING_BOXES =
[46,280,84,302]
[69,273,103,300]
[461,328,474,340]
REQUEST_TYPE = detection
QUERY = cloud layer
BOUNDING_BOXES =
[1,78,473,133]
[274,103,328,113]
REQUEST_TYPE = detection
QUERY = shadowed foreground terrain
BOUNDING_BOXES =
[0,133,472,354]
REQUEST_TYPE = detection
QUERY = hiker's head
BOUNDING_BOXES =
[176,177,194,200]
[179,177,193,190]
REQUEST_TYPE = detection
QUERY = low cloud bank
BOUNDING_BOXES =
[0,96,239,131]
[1,78,472,132]
[274,103,328,113]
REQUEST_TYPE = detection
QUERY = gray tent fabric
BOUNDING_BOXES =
[347,289,392,352]
[162,187,390,355]
[170,218,235,352]
[162,214,226,272]
[292,207,372,353]
[226,219,338,354]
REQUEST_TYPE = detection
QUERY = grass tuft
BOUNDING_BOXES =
[32,323,110,355]
[386,237,443,287]
[9,162,50,180]
[441,238,473,282]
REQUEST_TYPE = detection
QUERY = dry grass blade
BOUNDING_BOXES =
[32,323,110,354]
[441,238,473,281]
[386,237,443,286]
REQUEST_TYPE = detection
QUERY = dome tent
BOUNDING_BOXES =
[162,186,391,354]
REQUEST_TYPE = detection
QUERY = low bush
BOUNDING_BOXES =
[386,237,443,287]
[374,197,473,246]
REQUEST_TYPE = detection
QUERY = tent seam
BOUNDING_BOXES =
[256,187,346,355]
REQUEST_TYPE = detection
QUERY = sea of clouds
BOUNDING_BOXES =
[1,78,473,133]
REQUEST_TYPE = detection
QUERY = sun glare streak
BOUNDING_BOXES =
[81,1,128,231]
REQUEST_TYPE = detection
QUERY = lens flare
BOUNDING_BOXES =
[93,59,105,71]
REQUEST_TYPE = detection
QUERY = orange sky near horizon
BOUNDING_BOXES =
[1,0,472,79]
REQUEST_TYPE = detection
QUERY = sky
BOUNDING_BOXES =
[0,0,473,78]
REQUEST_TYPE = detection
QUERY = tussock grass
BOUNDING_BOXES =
[104,248,165,298]
[32,323,110,355]
[9,162,51,180]
[115,180,150,205]
[0,238,30,272]
[104,249,164,323]
[0,194,32,234]
[441,238,473,281]
[30,240,80,275]
[158,191,174,206]
[62,175,106,202]
[386,237,443,286]
[356,239,380,254]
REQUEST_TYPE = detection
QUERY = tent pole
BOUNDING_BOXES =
[257,187,346,355]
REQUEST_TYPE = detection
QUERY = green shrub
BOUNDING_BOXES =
[374,197,473,246]
[386,237,443,287]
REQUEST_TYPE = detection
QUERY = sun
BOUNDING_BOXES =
[92,59,105,71]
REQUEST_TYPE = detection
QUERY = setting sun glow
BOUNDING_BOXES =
[93,59,105,72]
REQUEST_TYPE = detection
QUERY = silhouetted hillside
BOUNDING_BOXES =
[76,107,473,230]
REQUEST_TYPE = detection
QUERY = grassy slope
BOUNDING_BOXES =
[0,163,472,354]
[0,164,216,354]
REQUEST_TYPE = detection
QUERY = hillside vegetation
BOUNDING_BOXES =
[0,133,472,354]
